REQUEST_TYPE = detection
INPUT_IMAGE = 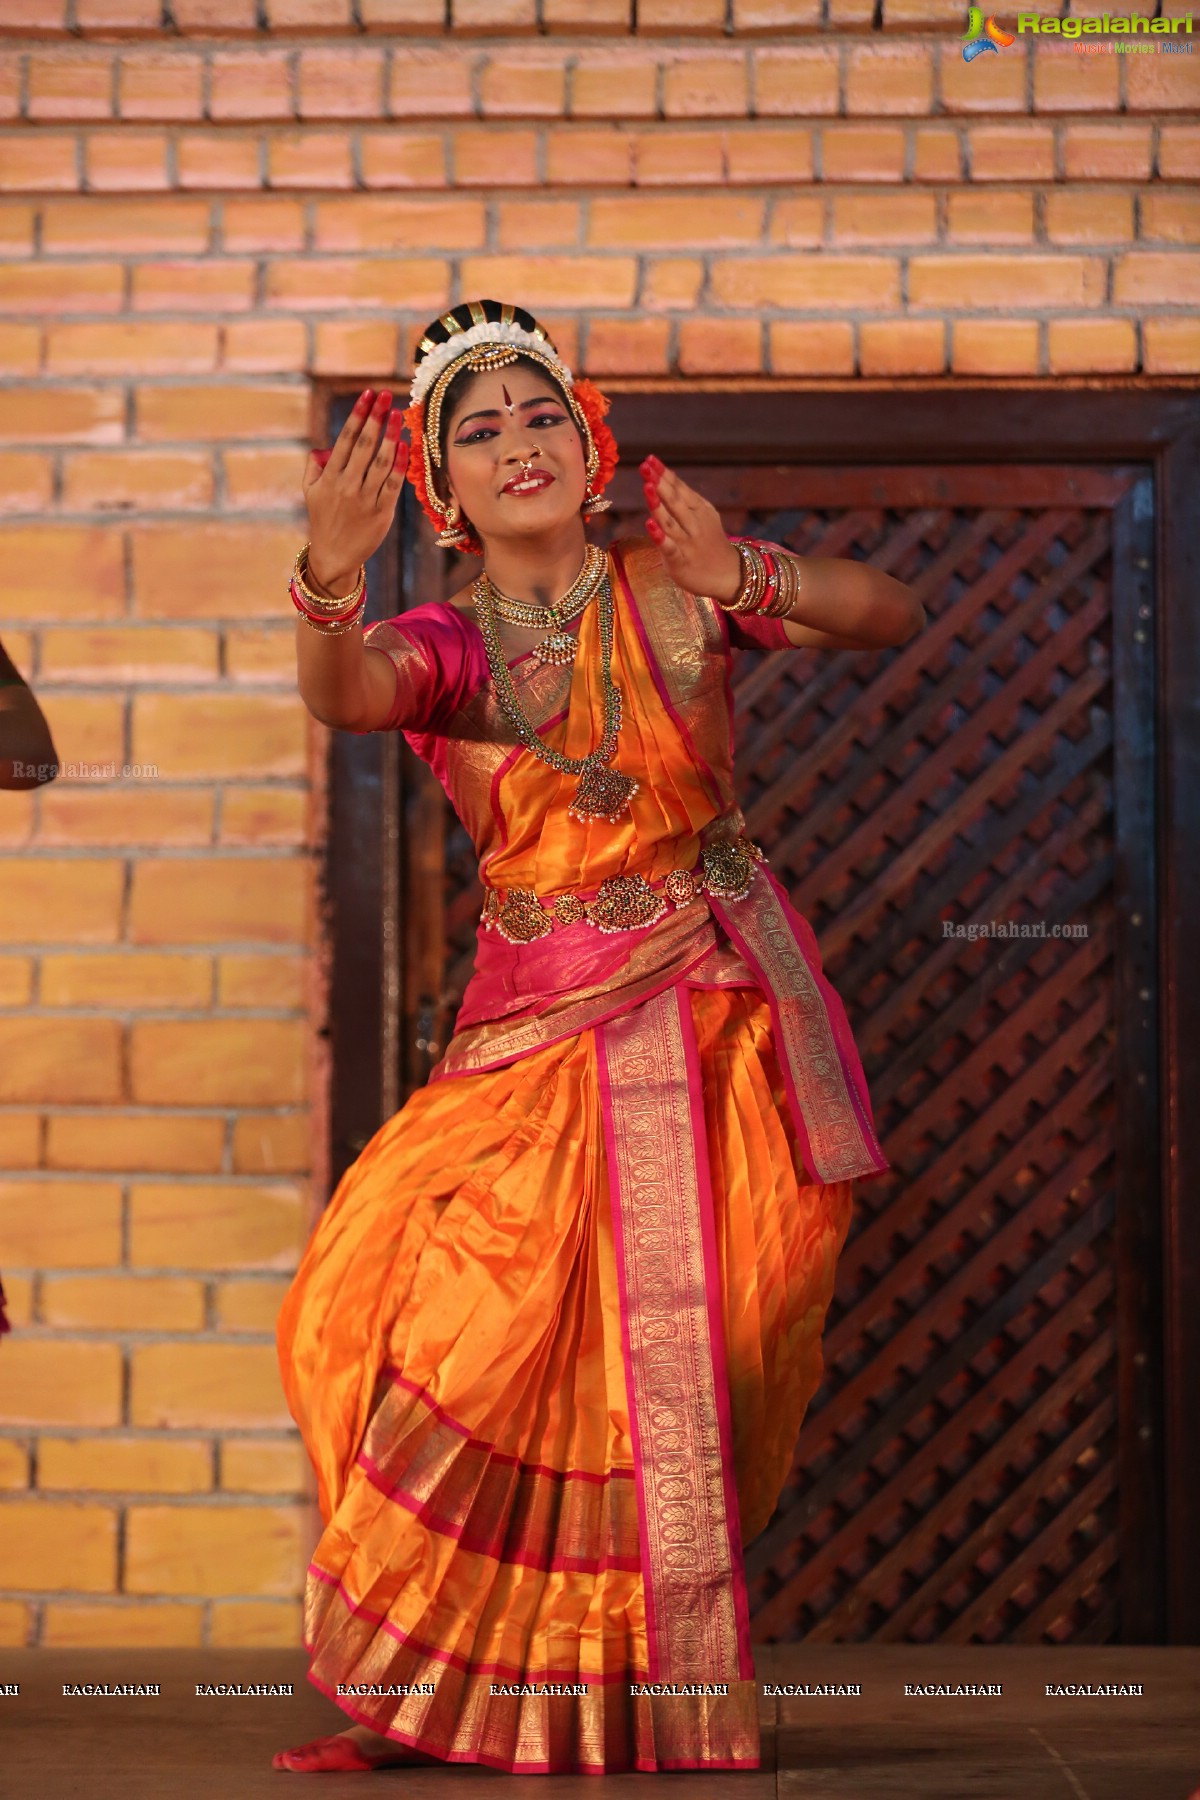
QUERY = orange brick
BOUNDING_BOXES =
[1034,43,1120,112]
[48,322,219,377]
[642,258,704,310]
[1047,317,1136,376]
[361,0,444,23]
[1141,190,1200,245]
[0,522,125,618]
[661,51,749,118]
[45,1119,220,1178]
[820,125,906,183]
[1126,44,1200,111]
[38,786,215,848]
[130,260,257,313]
[221,197,306,252]
[859,319,945,377]
[218,1267,301,1325]
[846,43,932,115]
[42,197,211,254]
[0,0,68,31]
[753,45,840,117]
[131,523,298,620]
[129,856,308,946]
[0,324,40,374]
[1114,251,1200,307]
[221,318,307,374]
[129,1019,305,1105]
[210,50,293,122]
[85,131,170,192]
[267,131,355,189]
[1063,122,1153,181]
[388,47,475,118]
[0,793,35,848]
[1,1176,122,1264]
[221,787,308,846]
[27,52,112,121]
[176,133,262,190]
[0,1106,38,1164]
[311,318,400,377]
[232,1108,309,1180]
[359,130,447,188]
[569,51,657,118]
[130,1181,305,1272]
[0,1504,116,1591]
[0,263,123,314]
[39,1434,211,1489]
[172,0,258,26]
[1160,124,1200,181]
[639,0,724,24]
[939,41,1028,114]
[588,193,763,248]
[968,124,1056,182]
[458,253,637,309]
[40,625,219,683]
[209,1600,299,1647]
[678,317,762,375]
[0,1600,33,1646]
[1143,316,1200,374]
[42,1603,204,1648]
[585,317,671,376]
[267,0,354,22]
[544,126,634,187]
[224,625,297,684]
[313,195,486,251]
[130,1346,291,1425]
[633,130,724,185]
[219,953,306,1008]
[827,0,874,22]
[726,128,813,184]
[0,56,17,122]
[452,0,537,25]
[496,198,582,248]
[0,133,79,193]
[832,191,937,245]
[63,448,214,510]
[480,51,568,117]
[135,382,307,442]
[267,256,448,313]
[0,1342,124,1429]
[912,125,961,183]
[0,628,32,675]
[37,691,125,768]
[1045,189,1133,245]
[125,1502,302,1593]
[951,319,1041,376]
[118,50,205,121]
[0,1020,123,1102]
[0,202,33,253]
[132,693,306,779]
[223,442,305,507]
[911,254,1104,310]
[543,0,631,26]
[947,191,1037,245]
[221,1436,308,1492]
[41,951,212,1008]
[297,47,386,119]
[453,127,539,186]
[711,254,899,309]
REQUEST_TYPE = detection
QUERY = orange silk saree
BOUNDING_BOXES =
[275,535,888,1774]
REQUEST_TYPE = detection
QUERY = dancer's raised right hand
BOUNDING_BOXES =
[302,387,409,596]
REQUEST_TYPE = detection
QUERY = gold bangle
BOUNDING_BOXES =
[294,542,366,614]
[300,601,365,636]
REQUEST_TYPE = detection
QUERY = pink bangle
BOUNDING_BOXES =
[289,578,365,624]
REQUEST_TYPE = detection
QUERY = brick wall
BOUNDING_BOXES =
[0,1,1196,1652]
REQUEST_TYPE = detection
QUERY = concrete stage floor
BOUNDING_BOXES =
[2,1644,1198,1799]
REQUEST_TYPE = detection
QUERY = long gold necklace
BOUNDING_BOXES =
[486,543,607,668]
[473,559,639,826]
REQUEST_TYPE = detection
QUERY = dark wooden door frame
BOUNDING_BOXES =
[317,383,1200,1642]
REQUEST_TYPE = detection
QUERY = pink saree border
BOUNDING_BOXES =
[595,984,755,1687]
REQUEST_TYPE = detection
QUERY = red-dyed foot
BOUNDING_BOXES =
[272,1729,413,1772]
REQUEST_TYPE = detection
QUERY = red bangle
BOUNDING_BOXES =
[289,578,364,624]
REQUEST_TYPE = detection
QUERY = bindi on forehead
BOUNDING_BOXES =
[502,383,515,415]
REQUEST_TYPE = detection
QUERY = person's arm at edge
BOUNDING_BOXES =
[0,638,59,789]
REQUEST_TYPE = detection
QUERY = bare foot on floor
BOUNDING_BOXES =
[272,1722,425,1771]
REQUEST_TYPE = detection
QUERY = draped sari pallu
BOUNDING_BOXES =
[279,536,889,1774]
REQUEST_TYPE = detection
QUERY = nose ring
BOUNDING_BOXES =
[517,446,543,477]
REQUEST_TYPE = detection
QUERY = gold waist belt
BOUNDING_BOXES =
[480,837,767,944]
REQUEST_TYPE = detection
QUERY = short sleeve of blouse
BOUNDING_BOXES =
[352,603,484,735]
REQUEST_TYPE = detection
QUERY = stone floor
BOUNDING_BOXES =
[2,1643,1198,1798]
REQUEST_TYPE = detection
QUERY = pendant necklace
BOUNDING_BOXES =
[486,542,607,668]
[472,554,640,826]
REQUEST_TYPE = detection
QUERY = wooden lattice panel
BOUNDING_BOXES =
[396,463,1154,1646]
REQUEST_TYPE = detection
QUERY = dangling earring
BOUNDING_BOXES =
[582,488,611,517]
[435,501,471,549]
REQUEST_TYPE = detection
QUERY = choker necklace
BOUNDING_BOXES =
[472,556,639,826]
[484,543,607,668]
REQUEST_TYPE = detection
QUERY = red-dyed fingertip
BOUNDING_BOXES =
[313,448,332,468]
[385,410,403,436]
[377,388,394,408]
[643,454,665,477]
[646,518,665,543]
[643,483,660,509]
[355,389,374,410]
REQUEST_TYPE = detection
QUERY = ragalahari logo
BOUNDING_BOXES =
[963,4,1017,56]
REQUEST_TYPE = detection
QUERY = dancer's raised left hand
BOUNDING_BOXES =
[640,456,742,604]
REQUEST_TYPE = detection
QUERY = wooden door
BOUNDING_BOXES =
[321,388,1200,1644]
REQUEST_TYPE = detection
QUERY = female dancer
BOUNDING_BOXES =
[273,299,923,1776]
